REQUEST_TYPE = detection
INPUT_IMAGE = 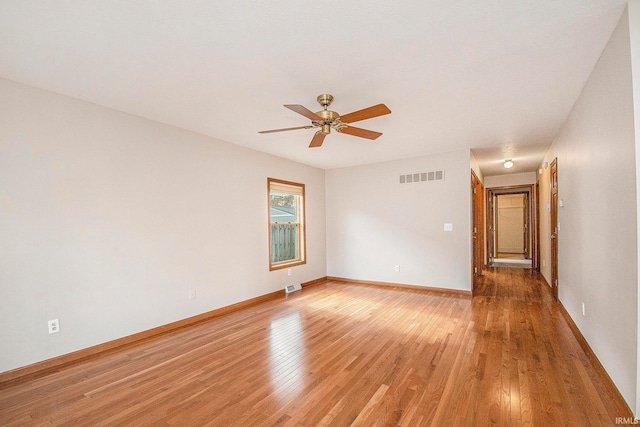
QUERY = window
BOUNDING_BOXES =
[268,178,306,270]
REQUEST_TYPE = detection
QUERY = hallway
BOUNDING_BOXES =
[473,267,632,425]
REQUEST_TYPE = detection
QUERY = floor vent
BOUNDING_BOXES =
[399,170,445,184]
[285,283,302,294]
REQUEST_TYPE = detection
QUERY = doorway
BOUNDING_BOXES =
[471,171,484,292]
[550,159,558,299]
[487,186,536,268]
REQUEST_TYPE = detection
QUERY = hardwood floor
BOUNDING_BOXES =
[0,268,633,426]
[495,253,526,260]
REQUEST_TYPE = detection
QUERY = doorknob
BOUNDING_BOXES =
[551,235,556,240]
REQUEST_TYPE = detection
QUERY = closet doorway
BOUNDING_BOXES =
[487,186,536,268]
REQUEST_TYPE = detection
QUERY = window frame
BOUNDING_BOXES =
[268,178,306,271]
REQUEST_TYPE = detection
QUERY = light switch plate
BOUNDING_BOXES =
[444,223,453,231]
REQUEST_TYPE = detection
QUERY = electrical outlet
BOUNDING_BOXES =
[188,290,196,300]
[444,223,453,231]
[48,319,60,334]
[394,265,400,272]
[287,268,292,276]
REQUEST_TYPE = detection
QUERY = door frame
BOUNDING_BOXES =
[535,178,541,271]
[486,185,538,268]
[550,158,559,299]
[471,170,484,292]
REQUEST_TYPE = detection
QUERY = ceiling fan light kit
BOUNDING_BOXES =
[259,94,391,148]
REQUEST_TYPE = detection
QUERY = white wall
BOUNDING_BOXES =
[484,171,536,188]
[629,0,640,416]
[470,151,483,184]
[0,79,326,373]
[539,8,638,411]
[326,150,471,291]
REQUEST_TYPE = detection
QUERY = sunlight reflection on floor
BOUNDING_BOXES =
[269,312,306,402]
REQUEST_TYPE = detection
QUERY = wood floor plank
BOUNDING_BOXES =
[0,268,634,426]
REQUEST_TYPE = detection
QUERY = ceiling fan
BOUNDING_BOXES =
[259,94,391,148]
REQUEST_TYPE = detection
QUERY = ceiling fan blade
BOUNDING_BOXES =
[339,125,383,140]
[309,131,327,148]
[284,104,322,121]
[259,125,314,134]
[339,104,391,124]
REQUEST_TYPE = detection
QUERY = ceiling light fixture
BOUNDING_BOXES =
[503,159,514,169]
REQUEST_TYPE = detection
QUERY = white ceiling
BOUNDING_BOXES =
[0,1,627,174]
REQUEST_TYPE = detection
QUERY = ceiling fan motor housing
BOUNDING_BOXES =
[313,109,340,134]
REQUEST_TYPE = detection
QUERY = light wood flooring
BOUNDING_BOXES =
[495,253,526,259]
[0,268,633,426]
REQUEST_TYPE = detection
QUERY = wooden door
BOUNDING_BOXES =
[471,171,484,291]
[550,159,559,299]
[487,191,495,263]
[523,192,530,258]
[534,180,540,270]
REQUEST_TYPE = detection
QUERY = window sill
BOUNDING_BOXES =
[269,259,306,271]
